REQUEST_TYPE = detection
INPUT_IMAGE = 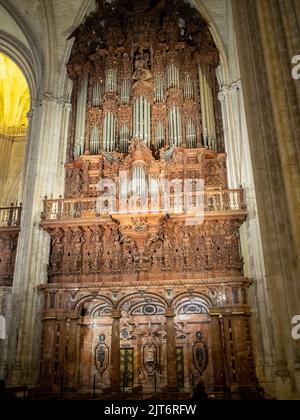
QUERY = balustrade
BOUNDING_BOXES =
[41,190,246,222]
[0,205,22,228]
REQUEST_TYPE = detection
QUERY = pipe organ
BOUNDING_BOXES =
[67,0,224,160]
[40,1,256,399]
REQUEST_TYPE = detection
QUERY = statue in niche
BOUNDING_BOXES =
[215,238,223,267]
[224,221,241,270]
[103,251,113,275]
[72,173,83,197]
[134,48,147,70]
[205,237,213,270]
[90,229,103,271]
[153,50,164,73]
[172,149,183,165]
[51,230,64,274]
[148,235,164,273]
[122,53,132,74]
[133,48,152,82]
[72,230,83,273]
[183,232,191,268]
[113,236,122,273]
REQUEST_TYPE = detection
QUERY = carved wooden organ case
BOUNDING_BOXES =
[40,0,257,397]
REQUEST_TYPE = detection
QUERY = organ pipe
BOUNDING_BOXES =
[133,96,151,145]
[184,74,194,100]
[167,64,180,89]
[90,126,100,154]
[186,118,196,148]
[132,163,147,198]
[74,75,88,159]
[120,124,129,153]
[156,122,165,150]
[92,82,103,107]
[103,111,116,152]
[198,65,217,151]
[120,79,130,104]
[155,76,165,102]
[105,68,117,93]
[168,107,182,147]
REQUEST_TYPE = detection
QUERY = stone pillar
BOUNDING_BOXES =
[165,308,178,392]
[254,5,300,391]
[216,2,276,395]
[256,0,300,263]
[7,94,72,386]
[232,0,300,399]
[110,309,121,393]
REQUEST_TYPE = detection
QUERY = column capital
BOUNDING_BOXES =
[165,308,175,318]
[32,100,43,110]
[219,80,242,100]
[111,309,122,319]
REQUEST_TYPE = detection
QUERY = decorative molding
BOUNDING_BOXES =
[43,93,71,108]
[218,80,242,101]
[38,276,252,291]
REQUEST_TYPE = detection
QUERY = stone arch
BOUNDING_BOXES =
[0,35,36,101]
[0,0,43,101]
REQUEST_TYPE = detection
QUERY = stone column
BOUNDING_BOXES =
[165,308,178,392]
[7,94,72,386]
[110,309,121,392]
[254,5,300,390]
[216,2,276,395]
[256,0,300,262]
[232,0,300,399]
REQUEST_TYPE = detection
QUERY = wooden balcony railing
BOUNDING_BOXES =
[41,189,247,222]
[0,205,22,228]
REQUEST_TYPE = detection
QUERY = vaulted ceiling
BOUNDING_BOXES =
[0,0,231,98]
